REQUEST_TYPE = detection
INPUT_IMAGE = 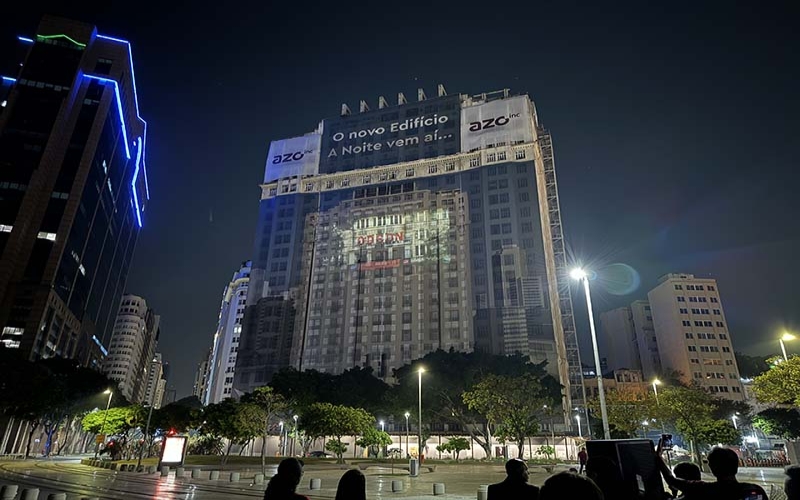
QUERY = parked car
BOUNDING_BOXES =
[308,450,332,458]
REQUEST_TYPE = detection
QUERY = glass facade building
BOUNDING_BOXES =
[235,89,585,417]
[0,16,149,368]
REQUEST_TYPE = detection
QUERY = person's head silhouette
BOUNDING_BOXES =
[335,469,366,500]
[505,458,530,482]
[707,447,738,480]
[540,471,604,500]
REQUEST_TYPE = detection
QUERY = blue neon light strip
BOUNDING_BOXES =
[83,75,131,160]
[1,76,16,83]
[97,35,150,200]
[132,137,143,227]
[17,36,34,43]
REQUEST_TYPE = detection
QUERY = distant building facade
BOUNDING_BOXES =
[144,352,166,408]
[205,261,250,404]
[648,273,743,400]
[0,16,150,367]
[102,294,159,403]
[192,348,211,402]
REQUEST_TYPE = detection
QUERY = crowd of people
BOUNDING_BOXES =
[263,438,796,500]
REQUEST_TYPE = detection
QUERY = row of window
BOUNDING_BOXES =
[685,332,728,340]
[676,296,719,303]
[674,284,716,291]
[688,345,731,353]
[681,320,726,328]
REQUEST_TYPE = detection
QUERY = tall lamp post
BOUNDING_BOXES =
[570,268,611,440]
[404,412,410,458]
[279,421,284,456]
[780,333,796,361]
[292,415,299,456]
[417,367,425,460]
[732,414,739,430]
[94,389,113,459]
[575,414,582,438]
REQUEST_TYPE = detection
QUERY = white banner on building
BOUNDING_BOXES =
[460,95,534,153]
[264,133,321,182]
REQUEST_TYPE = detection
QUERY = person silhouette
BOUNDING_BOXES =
[264,458,308,500]
[540,471,604,500]
[335,469,366,500]
[487,458,540,499]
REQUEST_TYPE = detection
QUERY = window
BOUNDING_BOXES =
[688,346,697,352]
[708,285,716,291]
[716,321,725,328]
[515,150,526,160]
[679,308,688,314]
[690,358,700,364]
[710,297,718,303]
[689,297,698,302]
[685,332,693,339]
[713,309,721,315]
[677,296,686,302]
[682,320,691,326]
[674,284,683,290]
[518,178,528,188]
[722,346,731,353]
[719,334,728,340]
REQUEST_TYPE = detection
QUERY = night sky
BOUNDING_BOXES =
[2,1,798,397]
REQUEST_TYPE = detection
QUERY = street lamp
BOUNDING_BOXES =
[652,379,661,404]
[417,367,425,460]
[642,419,649,438]
[732,414,739,430]
[780,333,796,361]
[94,389,113,459]
[575,414,582,438]
[379,420,385,432]
[570,267,611,440]
[279,421,285,456]
[404,412,410,458]
[292,415,299,456]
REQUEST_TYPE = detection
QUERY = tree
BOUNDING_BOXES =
[203,399,259,468]
[735,352,770,379]
[463,372,553,459]
[355,427,392,458]
[658,386,741,466]
[436,436,470,461]
[392,350,561,460]
[300,403,373,463]
[587,387,656,438]
[241,386,288,475]
[753,357,800,406]
[81,406,145,460]
[753,408,800,439]
[535,445,555,461]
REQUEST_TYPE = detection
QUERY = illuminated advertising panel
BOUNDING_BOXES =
[319,94,462,174]
[264,133,322,182]
[159,436,188,466]
[460,95,534,152]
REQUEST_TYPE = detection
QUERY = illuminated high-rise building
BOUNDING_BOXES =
[235,87,584,417]
[0,16,149,367]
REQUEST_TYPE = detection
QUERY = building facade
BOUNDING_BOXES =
[0,17,149,367]
[144,351,166,409]
[192,348,211,402]
[598,306,641,372]
[648,273,743,400]
[102,294,159,402]
[205,261,250,404]
[234,88,585,418]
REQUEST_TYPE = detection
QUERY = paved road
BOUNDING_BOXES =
[0,459,788,499]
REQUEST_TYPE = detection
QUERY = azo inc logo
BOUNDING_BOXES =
[468,113,521,131]
[272,150,313,164]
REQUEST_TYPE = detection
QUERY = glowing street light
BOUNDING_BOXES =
[652,378,662,404]
[404,412,410,458]
[94,389,113,459]
[379,420,385,432]
[575,414,582,438]
[418,367,425,460]
[780,333,796,361]
[571,267,610,439]
[732,414,739,430]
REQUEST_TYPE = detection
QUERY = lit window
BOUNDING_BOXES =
[37,232,56,241]
[0,225,12,232]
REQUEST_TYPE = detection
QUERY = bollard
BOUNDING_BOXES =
[477,484,489,500]
[230,472,240,482]
[209,470,220,480]
[175,467,185,478]
[309,478,321,490]
[191,468,202,479]
[1,485,19,500]
[433,483,445,495]
[391,480,403,492]
[161,465,170,477]
[253,473,264,484]
[147,465,157,474]
[20,489,40,500]
[47,493,67,500]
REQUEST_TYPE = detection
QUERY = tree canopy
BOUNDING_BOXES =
[753,356,800,406]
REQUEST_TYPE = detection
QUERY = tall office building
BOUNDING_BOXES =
[598,306,641,372]
[102,294,159,403]
[0,17,149,367]
[234,88,584,417]
[648,273,743,400]
[192,348,212,402]
[598,299,661,378]
[144,352,166,409]
[205,261,250,404]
